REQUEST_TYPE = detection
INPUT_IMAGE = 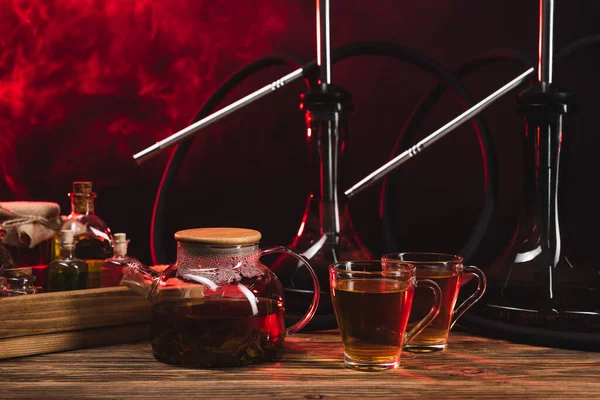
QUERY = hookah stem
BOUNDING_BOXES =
[317,0,332,84]
[535,0,559,281]
[314,0,340,235]
[133,67,305,163]
[538,0,554,84]
[379,49,532,257]
[344,67,535,199]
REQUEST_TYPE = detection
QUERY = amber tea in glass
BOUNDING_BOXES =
[330,260,441,371]
[382,253,486,352]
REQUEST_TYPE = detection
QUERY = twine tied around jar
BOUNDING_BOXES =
[0,205,56,229]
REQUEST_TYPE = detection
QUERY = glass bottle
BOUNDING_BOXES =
[59,181,113,289]
[47,230,88,292]
[101,232,139,287]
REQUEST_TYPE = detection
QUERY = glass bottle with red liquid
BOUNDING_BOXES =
[101,233,139,287]
[58,181,113,289]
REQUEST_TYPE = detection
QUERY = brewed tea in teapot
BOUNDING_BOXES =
[122,227,319,368]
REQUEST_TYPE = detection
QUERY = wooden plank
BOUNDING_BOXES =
[0,266,167,358]
[1,266,33,277]
[0,286,151,339]
[0,323,150,360]
[1,331,599,398]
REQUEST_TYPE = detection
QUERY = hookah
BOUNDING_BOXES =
[133,0,600,346]
[458,0,600,350]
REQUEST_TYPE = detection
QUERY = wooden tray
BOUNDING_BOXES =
[0,286,151,360]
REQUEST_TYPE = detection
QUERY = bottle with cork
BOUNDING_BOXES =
[101,232,140,287]
[58,181,113,289]
[47,230,88,292]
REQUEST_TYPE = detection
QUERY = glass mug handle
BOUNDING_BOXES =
[403,279,442,346]
[450,265,487,330]
[260,246,321,335]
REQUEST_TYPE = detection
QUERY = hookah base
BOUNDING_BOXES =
[457,269,600,350]
[459,311,600,352]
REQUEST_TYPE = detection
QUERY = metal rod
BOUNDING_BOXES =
[344,67,535,199]
[133,68,305,163]
[316,0,331,84]
[538,0,554,84]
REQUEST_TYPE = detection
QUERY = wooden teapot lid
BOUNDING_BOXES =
[174,227,262,245]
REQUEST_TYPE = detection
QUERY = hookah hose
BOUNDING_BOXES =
[150,54,310,264]
[150,41,495,268]
[380,49,533,261]
[556,34,600,61]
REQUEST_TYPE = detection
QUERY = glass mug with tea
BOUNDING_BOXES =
[121,227,319,368]
[382,252,487,352]
[329,260,442,371]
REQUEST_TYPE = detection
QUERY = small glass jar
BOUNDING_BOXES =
[0,277,8,296]
[0,276,37,297]
[6,276,38,295]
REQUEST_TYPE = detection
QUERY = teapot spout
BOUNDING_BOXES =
[120,261,165,299]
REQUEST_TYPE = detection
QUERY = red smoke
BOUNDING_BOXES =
[0,0,288,197]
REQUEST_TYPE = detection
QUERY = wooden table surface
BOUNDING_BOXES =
[1,329,600,399]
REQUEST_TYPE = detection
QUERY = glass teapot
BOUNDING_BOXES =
[121,227,320,368]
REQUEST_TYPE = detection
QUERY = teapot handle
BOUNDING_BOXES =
[260,246,320,335]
